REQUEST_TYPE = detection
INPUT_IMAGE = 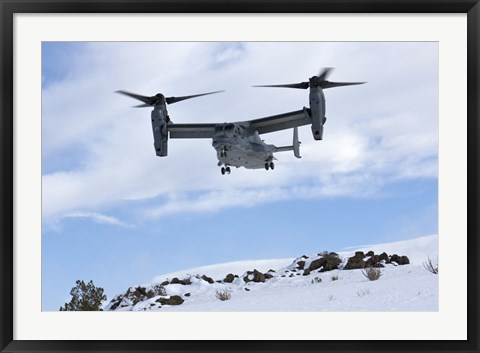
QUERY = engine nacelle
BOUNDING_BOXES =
[309,86,326,140]
[151,106,169,157]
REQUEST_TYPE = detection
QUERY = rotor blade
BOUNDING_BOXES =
[115,90,155,105]
[321,81,366,89]
[253,82,310,89]
[133,103,152,108]
[318,67,334,81]
[165,90,224,104]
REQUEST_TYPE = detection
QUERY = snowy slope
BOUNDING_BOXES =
[153,258,294,284]
[106,234,438,312]
[158,264,437,312]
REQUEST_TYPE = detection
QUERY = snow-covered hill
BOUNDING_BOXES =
[105,234,438,312]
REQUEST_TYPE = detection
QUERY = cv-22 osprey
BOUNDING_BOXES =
[116,68,365,175]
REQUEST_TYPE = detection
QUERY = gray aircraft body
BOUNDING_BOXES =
[117,68,365,175]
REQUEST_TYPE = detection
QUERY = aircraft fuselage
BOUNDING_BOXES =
[212,123,275,170]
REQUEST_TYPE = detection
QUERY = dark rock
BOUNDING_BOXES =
[344,252,367,270]
[389,254,410,265]
[296,260,306,269]
[267,269,276,273]
[184,293,191,297]
[322,253,342,271]
[170,277,191,285]
[161,281,169,286]
[379,252,389,262]
[301,255,309,259]
[244,288,250,291]
[242,269,266,283]
[308,258,325,271]
[365,255,385,268]
[390,254,401,264]
[252,269,266,283]
[366,250,374,257]
[224,273,236,283]
[264,273,274,280]
[201,275,214,284]
[109,299,121,311]
[135,286,148,297]
[303,269,311,276]
[308,252,341,272]
[156,295,184,306]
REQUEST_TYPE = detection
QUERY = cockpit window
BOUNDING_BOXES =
[214,123,236,134]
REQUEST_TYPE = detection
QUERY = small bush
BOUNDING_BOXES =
[215,290,231,301]
[423,256,438,274]
[328,295,334,301]
[331,275,339,281]
[311,277,322,284]
[361,266,382,281]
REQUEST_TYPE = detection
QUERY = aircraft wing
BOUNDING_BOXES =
[168,123,217,139]
[248,108,311,135]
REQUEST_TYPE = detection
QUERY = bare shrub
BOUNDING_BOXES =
[311,277,322,284]
[215,290,231,301]
[423,256,438,274]
[328,295,334,301]
[331,275,339,281]
[361,266,382,281]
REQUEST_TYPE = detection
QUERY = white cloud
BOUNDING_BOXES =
[42,42,438,223]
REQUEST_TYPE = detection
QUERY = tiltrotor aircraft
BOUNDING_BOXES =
[117,68,365,175]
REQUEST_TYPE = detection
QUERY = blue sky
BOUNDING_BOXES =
[42,42,438,311]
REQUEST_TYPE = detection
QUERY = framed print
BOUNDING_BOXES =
[1,1,479,352]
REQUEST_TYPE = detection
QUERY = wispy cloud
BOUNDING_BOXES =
[61,211,133,228]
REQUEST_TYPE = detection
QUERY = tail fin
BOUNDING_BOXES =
[274,127,301,159]
[293,126,301,158]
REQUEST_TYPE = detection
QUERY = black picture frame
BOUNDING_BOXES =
[1,1,478,352]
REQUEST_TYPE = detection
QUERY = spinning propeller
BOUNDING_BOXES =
[253,68,366,90]
[115,90,224,107]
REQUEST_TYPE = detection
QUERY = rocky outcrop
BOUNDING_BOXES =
[105,248,410,311]
[344,251,410,269]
